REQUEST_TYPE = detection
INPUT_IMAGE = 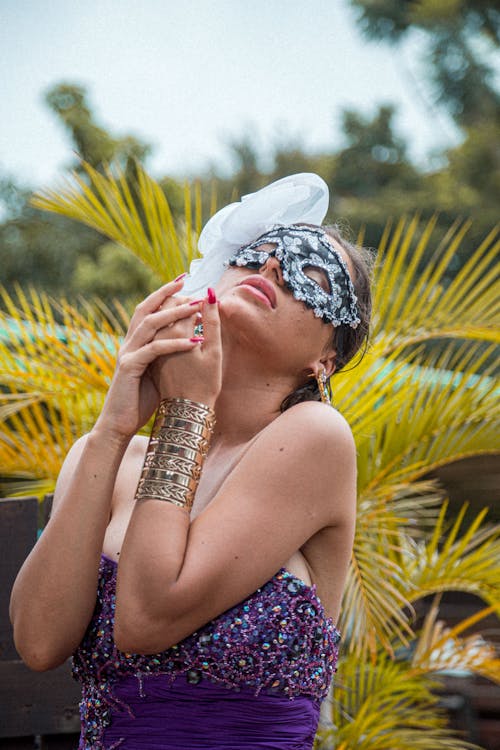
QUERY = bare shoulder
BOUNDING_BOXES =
[266,401,356,459]
[228,401,356,528]
[59,432,148,477]
[279,400,353,432]
[51,433,93,503]
[273,403,357,528]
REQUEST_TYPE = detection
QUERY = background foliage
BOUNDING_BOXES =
[1,0,499,302]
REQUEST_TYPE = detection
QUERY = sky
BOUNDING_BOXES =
[0,0,463,189]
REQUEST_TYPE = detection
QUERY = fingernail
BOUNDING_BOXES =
[189,298,204,306]
[190,336,205,342]
[174,272,187,282]
[207,287,217,304]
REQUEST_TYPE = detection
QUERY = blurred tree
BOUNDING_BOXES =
[0,175,29,218]
[72,242,160,303]
[224,133,263,198]
[345,0,500,257]
[45,83,152,172]
[158,176,186,219]
[350,0,500,127]
[2,4,498,297]
[0,176,101,295]
[0,84,190,301]
[331,105,420,197]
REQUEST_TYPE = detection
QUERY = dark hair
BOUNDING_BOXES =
[280,224,373,412]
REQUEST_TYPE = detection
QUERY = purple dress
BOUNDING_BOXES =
[72,555,340,749]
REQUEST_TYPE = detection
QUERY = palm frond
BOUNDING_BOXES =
[354,341,500,494]
[371,216,499,352]
[0,393,100,493]
[411,597,500,684]
[31,161,202,280]
[0,286,122,402]
[0,287,125,493]
[318,652,478,750]
[403,503,500,606]
[341,541,414,658]
[341,494,500,658]
[340,481,447,656]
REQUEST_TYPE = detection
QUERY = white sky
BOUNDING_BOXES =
[0,0,463,188]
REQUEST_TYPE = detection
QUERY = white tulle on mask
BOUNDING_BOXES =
[182,173,329,297]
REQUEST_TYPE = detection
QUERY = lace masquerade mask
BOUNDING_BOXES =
[182,173,359,327]
[226,225,360,328]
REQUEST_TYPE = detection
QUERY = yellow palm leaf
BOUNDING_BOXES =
[340,480,448,656]
[403,503,500,605]
[370,216,499,351]
[0,287,126,492]
[343,487,500,657]
[319,651,478,750]
[411,597,500,684]
[0,394,100,495]
[31,161,203,281]
[0,286,122,401]
[354,342,499,494]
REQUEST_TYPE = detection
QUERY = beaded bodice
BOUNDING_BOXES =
[73,555,340,747]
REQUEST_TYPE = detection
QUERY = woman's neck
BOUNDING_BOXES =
[211,344,296,447]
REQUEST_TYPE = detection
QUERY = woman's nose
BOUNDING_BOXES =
[259,255,284,285]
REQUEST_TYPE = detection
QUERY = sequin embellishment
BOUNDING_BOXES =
[72,556,340,749]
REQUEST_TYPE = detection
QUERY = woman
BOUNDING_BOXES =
[10,174,372,749]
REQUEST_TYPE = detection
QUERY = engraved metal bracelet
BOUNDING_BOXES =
[135,398,216,510]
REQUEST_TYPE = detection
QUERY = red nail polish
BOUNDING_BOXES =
[190,336,204,342]
[189,298,204,306]
[207,287,217,304]
[174,272,187,282]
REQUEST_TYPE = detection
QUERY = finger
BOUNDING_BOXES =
[126,301,204,351]
[139,274,188,313]
[127,274,188,336]
[151,299,204,330]
[199,288,222,354]
[122,337,200,371]
[158,293,192,310]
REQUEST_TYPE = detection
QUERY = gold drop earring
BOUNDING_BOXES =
[316,368,331,405]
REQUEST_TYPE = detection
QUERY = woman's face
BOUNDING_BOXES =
[225,226,359,328]
[214,234,351,378]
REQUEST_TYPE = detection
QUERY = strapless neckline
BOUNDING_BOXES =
[100,553,337,632]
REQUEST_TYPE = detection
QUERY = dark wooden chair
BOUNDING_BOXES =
[0,497,80,748]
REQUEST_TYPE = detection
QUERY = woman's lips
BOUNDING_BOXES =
[237,278,276,308]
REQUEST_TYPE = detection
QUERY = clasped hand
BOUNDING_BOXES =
[95,276,222,440]
[150,285,222,408]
